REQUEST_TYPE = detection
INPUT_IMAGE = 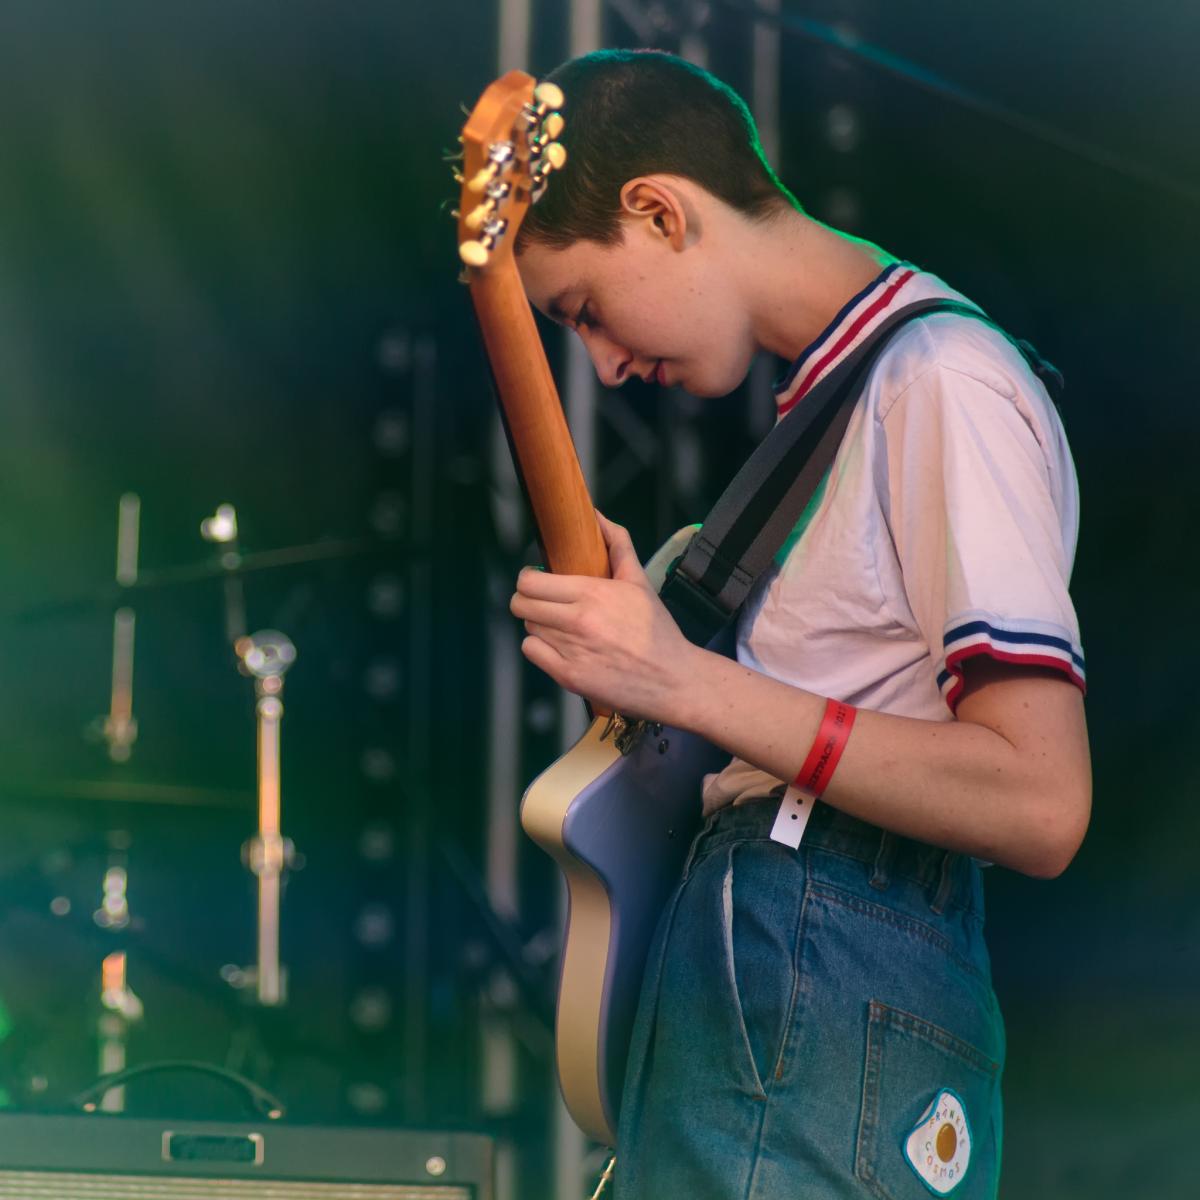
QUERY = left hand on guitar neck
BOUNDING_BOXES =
[510,512,701,723]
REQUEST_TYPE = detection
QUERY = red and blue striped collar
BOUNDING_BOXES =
[774,261,918,419]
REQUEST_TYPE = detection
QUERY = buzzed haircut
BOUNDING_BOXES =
[516,48,797,252]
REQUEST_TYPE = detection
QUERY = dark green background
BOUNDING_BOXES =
[0,1,1196,1195]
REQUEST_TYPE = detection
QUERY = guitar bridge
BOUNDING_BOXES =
[599,713,661,756]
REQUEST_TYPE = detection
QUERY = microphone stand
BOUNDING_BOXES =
[236,630,297,1007]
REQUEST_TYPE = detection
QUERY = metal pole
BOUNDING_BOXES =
[404,335,438,1121]
[749,0,783,440]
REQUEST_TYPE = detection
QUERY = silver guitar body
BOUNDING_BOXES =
[520,527,733,1146]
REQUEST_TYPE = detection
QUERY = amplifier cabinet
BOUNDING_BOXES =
[0,1114,493,1198]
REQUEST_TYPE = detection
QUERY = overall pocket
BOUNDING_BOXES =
[855,1000,1002,1200]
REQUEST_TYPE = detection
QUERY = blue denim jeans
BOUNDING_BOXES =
[613,797,1005,1199]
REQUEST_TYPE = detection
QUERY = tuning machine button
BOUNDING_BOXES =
[530,141,567,197]
[458,216,510,269]
[459,241,489,268]
[468,140,516,193]
[533,81,564,110]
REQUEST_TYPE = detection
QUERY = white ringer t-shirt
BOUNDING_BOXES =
[700,261,1086,817]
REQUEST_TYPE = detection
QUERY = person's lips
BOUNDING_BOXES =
[655,360,667,387]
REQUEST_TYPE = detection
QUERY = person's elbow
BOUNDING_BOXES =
[1022,776,1092,879]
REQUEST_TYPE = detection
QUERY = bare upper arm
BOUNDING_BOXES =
[955,657,1092,875]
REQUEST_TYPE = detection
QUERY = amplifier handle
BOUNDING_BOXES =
[69,1059,286,1120]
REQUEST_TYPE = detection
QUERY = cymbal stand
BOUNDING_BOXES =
[200,503,248,649]
[91,495,143,1108]
[102,493,140,762]
[96,946,143,1111]
[235,631,297,1006]
[93,828,143,1112]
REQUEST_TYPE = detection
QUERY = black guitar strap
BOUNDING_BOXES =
[658,298,1065,647]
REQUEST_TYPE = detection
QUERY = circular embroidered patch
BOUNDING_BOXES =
[902,1087,972,1195]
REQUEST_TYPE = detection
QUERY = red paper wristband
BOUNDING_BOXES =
[792,698,857,798]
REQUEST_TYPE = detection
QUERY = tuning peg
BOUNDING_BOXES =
[468,140,517,192]
[452,170,464,184]
[458,214,509,269]
[534,81,564,110]
[459,240,489,267]
[464,202,491,232]
[542,111,564,139]
[468,165,496,193]
[530,140,567,197]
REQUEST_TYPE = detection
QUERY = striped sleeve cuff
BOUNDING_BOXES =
[937,617,1086,712]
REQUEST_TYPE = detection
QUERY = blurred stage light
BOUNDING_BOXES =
[349,986,393,1032]
[360,747,398,783]
[353,903,395,948]
[525,697,556,734]
[346,1081,389,1114]
[822,186,863,230]
[377,331,411,375]
[358,822,396,863]
[366,574,405,619]
[825,103,861,153]
[372,409,410,457]
[363,658,401,701]
[369,491,407,536]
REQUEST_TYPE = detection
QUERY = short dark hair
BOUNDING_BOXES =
[516,49,796,252]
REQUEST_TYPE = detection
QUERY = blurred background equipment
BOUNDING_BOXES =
[0,1112,494,1198]
[0,1,1196,1198]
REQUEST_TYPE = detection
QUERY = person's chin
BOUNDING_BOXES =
[686,367,750,399]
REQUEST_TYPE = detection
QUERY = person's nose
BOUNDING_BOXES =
[579,327,638,388]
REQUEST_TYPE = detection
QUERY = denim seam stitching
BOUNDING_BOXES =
[695,834,979,920]
[856,1003,891,1200]
[855,1001,999,1200]
[869,999,1001,1076]
[746,875,815,1199]
[763,874,815,1094]
[808,843,980,920]
[809,881,986,983]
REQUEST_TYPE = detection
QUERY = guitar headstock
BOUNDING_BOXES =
[454,70,566,271]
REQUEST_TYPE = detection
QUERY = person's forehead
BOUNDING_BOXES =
[518,240,595,316]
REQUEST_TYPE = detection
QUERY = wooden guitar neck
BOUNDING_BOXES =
[469,265,608,579]
[456,70,608,583]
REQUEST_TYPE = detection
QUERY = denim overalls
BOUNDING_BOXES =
[613,796,1005,1199]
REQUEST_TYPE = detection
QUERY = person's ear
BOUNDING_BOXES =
[618,178,690,250]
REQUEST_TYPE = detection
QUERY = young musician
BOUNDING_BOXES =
[509,48,1089,1198]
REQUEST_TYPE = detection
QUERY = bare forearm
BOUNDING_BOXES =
[671,646,1085,877]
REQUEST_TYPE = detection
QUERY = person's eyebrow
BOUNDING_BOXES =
[545,289,574,324]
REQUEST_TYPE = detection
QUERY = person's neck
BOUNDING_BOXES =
[736,210,899,363]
